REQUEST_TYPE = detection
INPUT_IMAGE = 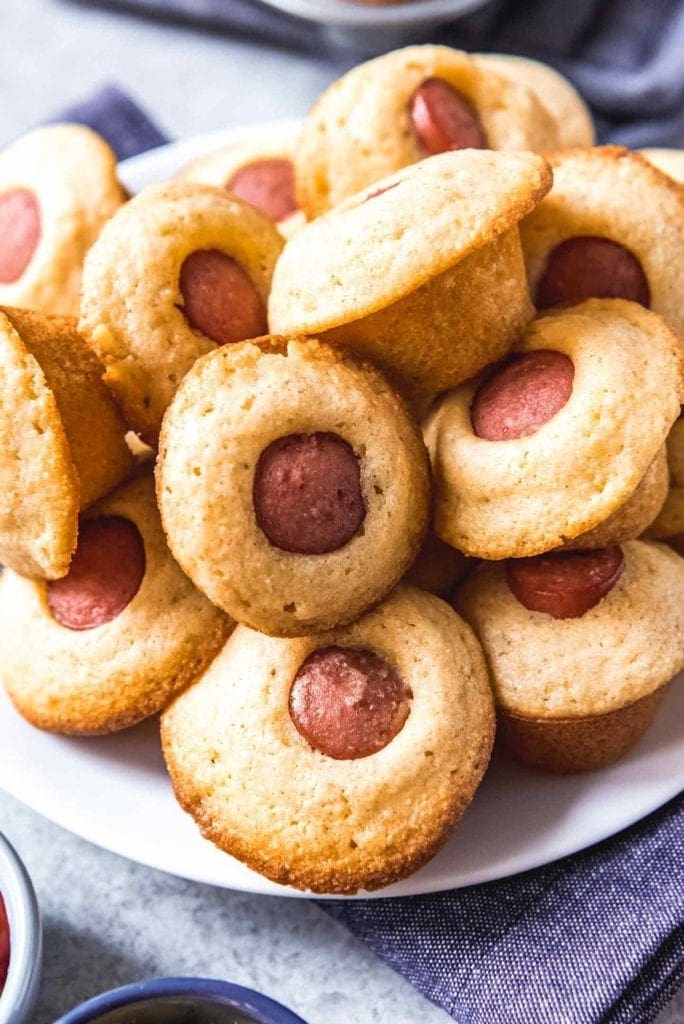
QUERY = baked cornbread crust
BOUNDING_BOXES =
[497,688,668,774]
[0,124,125,315]
[294,44,559,217]
[646,416,684,543]
[640,149,684,184]
[0,307,132,579]
[425,300,682,559]
[269,150,551,407]
[475,54,595,149]
[79,181,283,444]
[0,472,232,736]
[178,138,306,238]
[455,540,683,772]
[156,336,430,636]
[520,147,684,336]
[567,444,668,549]
[161,585,495,894]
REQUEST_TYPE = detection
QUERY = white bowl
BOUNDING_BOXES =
[0,832,41,1024]
[261,0,491,51]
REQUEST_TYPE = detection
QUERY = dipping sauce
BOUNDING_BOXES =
[0,893,9,994]
[90,997,258,1023]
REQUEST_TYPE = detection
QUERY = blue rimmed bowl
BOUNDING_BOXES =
[0,831,42,1024]
[54,977,307,1024]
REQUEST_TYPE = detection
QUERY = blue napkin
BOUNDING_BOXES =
[52,6,684,1015]
[325,795,684,1024]
[77,0,684,147]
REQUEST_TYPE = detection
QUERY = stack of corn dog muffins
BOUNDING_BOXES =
[0,45,682,895]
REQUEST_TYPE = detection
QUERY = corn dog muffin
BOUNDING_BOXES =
[0,472,232,735]
[475,54,595,148]
[0,124,125,316]
[162,585,494,894]
[295,45,559,218]
[157,336,430,636]
[79,182,283,444]
[178,138,305,238]
[270,149,552,411]
[520,147,684,336]
[640,149,684,184]
[456,541,684,773]
[0,307,132,579]
[645,414,684,555]
[425,300,681,559]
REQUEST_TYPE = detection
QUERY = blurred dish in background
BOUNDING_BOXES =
[0,830,42,1024]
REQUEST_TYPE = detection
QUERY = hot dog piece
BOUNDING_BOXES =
[47,516,146,630]
[505,546,625,619]
[536,236,650,310]
[227,158,298,223]
[289,646,412,759]
[178,248,267,346]
[253,431,366,555]
[0,188,41,284]
[409,78,488,155]
[471,349,574,441]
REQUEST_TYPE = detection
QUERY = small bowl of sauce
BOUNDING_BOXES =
[54,978,307,1024]
[0,829,42,1024]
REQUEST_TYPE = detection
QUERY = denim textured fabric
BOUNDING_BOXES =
[54,84,168,158]
[324,796,684,1024]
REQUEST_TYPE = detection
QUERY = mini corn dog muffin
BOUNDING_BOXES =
[295,45,559,217]
[157,337,430,637]
[0,472,232,735]
[640,149,684,184]
[0,307,132,579]
[475,54,595,148]
[520,147,684,336]
[178,138,305,238]
[425,300,681,560]
[79,182,283,444]
[456,541,684,773]
[0,125,125,316]
[645,414,684,556]
[270,150,552,411]
[162,585,495,894]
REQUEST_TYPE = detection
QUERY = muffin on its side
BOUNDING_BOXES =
[0,306,132,579]
[162,585,495,894]
[456,541,683,773]
[270,149,552,411]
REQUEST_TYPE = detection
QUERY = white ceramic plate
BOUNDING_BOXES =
[1,123,682,899]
